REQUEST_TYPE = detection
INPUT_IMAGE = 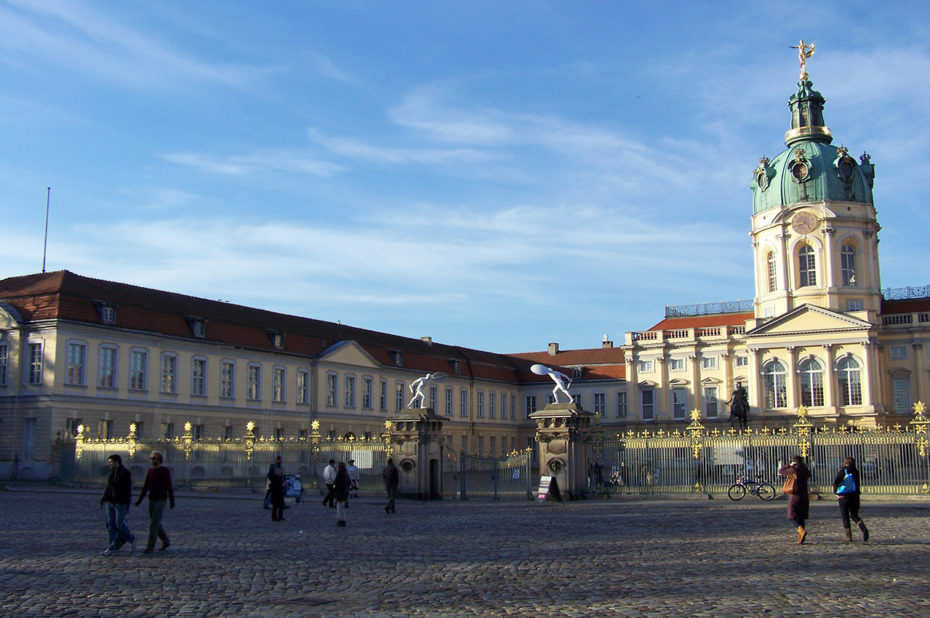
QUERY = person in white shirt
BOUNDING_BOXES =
[322,459,337,508]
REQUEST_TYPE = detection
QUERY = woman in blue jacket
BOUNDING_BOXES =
[833,456,869,543]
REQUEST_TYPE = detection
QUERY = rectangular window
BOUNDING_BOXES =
[296,370,309,404]
[248,365,261,401]
[160,354,177,394]
[617,391,627,418]
[0,343,7,387]
[66,342,87,386]
[488,392,496,418]
[846,299,864,311]
[477,392,485,418]
[490,436,496,456]
[891,345,908,360]
[191,358,206,396]
[525,395,537,418]
[445,387,454,416]
[362,377,373,409]
[703,387,718,419]
[510,394,517,420]
[327,374,338,407]
[478,435,485,455]
[395,382,405,412]
[273,367,285,402]
[669,358,685,372]
[28,342,43,385]
[429,385,438,410]
[461,435,468,455]
[129,350,147,391]
[97,346,117,389]
[344,375,356,408]
[98,419,113,439]
[460,389,469,418]
[736,356,749,367]
[379,379,388,411]
[641,388,654,421]
[893,377,912,413]
[672,388,687,420]
[638,360,654,373]
[162,422,174,440]
[593,392,606,415]
[702,356,717,369]
[221,361,235,398]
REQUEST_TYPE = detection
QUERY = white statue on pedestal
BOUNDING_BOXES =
[530,363,573,404]
[407,372,448,409]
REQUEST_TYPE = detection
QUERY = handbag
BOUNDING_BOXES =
[782,474,799,495]
[836,468,857,495]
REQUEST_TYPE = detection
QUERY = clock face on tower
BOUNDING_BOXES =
[791,211,818,235]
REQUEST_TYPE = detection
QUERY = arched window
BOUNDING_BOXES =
[798,245,816,287]
[836,357,862,406]
[841,244,856,286]
[767,251,777,292]
[798,358,824,407]
[762,360,787,408]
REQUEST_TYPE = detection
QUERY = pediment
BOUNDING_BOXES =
[746,304,871,338]
[318,340,380,369]
[0,303,23,329]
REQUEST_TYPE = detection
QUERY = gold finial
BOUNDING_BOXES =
[790,40,815,80]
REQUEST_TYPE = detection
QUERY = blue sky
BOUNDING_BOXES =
[2,1,929,354]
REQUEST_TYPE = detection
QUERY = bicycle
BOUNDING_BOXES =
[727,474,776,501]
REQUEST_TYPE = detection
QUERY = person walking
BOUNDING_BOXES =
[100,454,135,555]
[778,455,811,544]
[347,459,360,498]
[834,456,869,543]
[334,461,351,527]
[268,455,286,522]
[383,457,399,514]
[135,451,175,554]
[322,459,337,508]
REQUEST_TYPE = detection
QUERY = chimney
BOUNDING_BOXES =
[421,336,432,345]
[547,342,559,356]
[602,333,613,348]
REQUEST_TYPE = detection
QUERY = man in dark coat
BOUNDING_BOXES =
[100,453,135,555]
[383,458,399,514]
[334,461,351,527]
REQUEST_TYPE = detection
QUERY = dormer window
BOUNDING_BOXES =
[187,317,206,338]
[93,301,117,325]
[268,331,284,350]
[572,367,583,380]
[449,359,462,375]
[390,350,403,367]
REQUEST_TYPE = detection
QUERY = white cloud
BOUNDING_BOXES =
[162,150,344,177]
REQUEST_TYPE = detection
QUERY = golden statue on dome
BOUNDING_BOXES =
[790,40,815,80]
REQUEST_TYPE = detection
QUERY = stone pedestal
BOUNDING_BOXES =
[388,408,446,500]
[530,403,595,500]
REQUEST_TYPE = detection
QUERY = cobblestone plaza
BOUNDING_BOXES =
[2,487,929,616]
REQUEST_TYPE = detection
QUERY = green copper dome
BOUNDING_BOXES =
[751,79,875,214]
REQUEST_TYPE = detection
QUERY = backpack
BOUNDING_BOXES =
[836,468,857,495]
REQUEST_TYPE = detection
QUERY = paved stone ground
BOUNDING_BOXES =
[1,486,929,617]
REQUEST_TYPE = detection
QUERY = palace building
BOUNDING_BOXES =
[1,53,927,479]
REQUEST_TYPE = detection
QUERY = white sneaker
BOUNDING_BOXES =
[102,548,112,556]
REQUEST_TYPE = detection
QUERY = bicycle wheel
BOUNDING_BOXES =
[756,483,777,501]
[727,484,746,501]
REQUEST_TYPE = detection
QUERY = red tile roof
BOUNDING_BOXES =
[647,312,753,331]
[0,271,536,383]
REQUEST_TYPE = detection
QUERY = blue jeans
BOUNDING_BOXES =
[105,502,134,550]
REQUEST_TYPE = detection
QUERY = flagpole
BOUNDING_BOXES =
[42,187,50,273]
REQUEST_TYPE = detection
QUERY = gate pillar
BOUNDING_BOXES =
[531,402,595,499]
[388,409,445,500]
